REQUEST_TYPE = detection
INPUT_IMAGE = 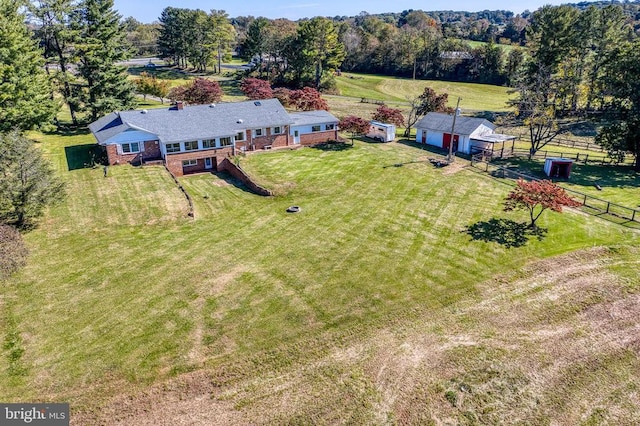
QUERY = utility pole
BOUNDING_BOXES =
[447,97,462,163]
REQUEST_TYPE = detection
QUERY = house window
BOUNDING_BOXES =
[235,131,246,141]
[182,159,198,167]
[272,126,282,135]
[184,140,198,151]
[219,137,232,147]
[121,142,140,153]
[311,125,321,132]
[202,139,214,148]
[166,143,180,153]
[326,124,335,130]
[254,128,264,137]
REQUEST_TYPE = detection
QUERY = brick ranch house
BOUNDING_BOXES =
[88,98,340,176]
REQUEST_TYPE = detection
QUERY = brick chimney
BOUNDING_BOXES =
[176,101,184,110]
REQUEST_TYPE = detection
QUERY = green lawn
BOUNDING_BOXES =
[2,132,639,423]
[493,156,640,210]
[466,40,518,53]
[335,72,515,112]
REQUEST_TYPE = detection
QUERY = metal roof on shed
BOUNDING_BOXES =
[414,112,495,135]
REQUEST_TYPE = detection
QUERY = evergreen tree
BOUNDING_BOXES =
[74,0,136,121]
[242,17,269,64]
[0,0,58,131]
[0,131,65,229]
[294,17,345,89]
[206,10,235,74]
[31,0,81,126]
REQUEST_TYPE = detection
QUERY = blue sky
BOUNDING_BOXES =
[114,0,596,23]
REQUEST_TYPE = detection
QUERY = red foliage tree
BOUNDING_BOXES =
[372,104,404,127]
[289,87,329,111]
[168,78,223,105]
[504,179,581,229]
[240,78,273,100]
[273,87,292,107]
[339,115,370,145]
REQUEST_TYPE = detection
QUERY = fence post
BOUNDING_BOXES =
[485,161,489,172]
[606,202,610,214]
[583,194,587,205]
[584,154,588,164]
[633,210,636,222]
[576,153,580,161]
[560,152,564,159]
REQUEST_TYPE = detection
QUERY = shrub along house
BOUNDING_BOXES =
[89,99,339,176]
[414,112,515,155]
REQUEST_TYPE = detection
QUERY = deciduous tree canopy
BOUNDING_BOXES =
[339,115,369,144]
[168,78,223,105]
[504,179,580,229]
[240,78,273,100]
[372,105,404,128]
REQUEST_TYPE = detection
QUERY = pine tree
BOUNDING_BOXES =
[0,131,65,229]
[295,17,345,89]
[0,0,58,131]
[31,0,82,126]
[74,0,136,121]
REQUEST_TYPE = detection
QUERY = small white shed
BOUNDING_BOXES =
[544,158,574,178]
[366,121,396,142]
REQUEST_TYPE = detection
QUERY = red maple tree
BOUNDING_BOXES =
[289,87,329,111]
[339,115,370,145]
[371,104,404,128]
[504,179,581,228]
[168,78,223,105]
[240,78,273,100]
[273,87,292,107]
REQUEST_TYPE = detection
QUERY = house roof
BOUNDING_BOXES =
[471,133,516,143]
[414,112,495,135]
[289,110,339,127]
[89,99,294,144]
[88,113,130,145]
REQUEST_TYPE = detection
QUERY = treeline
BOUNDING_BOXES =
[157,8,235,72]
[30,0,135,125]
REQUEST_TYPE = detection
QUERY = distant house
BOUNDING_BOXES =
[89,99,339,176]
[414,112,515,155]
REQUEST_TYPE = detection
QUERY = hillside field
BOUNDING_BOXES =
[1,129,639,424]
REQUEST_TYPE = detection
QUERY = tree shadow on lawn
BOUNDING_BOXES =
[492,158,640,191]
[464,218,547,248]
[310,141,353,151]
[211,171,264,195]
[64,144,107,171]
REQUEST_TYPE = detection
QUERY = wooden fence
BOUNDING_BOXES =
[480,146,623,166]
[470,154,640,226]
[508,133,605,152]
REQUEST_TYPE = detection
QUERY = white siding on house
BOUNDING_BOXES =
[290,122,334,135]
[104,129,158,145]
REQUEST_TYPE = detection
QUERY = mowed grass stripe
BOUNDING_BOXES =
[1,135,636,408]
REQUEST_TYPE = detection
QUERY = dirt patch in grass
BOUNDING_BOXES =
[71,370,248,425]
[73,246,640,424]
